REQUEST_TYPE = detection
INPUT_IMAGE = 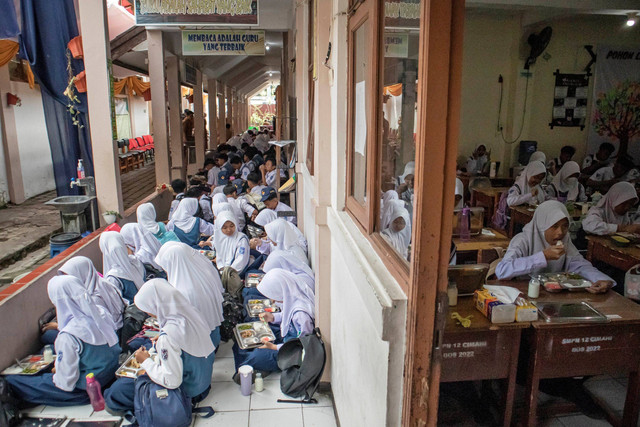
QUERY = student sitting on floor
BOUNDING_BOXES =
[264,218,308,265]
[104,279,215,413]
[232,268,315,378]
[167,198,214,249]
[260,187,297,225]
[137,203,180,245]
[155,242,224,355]
[213,211,250,273]
[253,209,308,255]
[545,161,587,203]
[212,169,230,195]
[168,179,187,220]
[120,223,163,271]
[380,202,412,261]
[6,276,120,407]
[582,181,640,235]
[224,183,257,232]
[100,231,146,303]
[496,200,614,294]
[506,161,547,207]
[264,250,315,293]
[246,172,266,196]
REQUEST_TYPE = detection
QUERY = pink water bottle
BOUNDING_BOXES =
[460,207,471,242]
[86,373,105,411]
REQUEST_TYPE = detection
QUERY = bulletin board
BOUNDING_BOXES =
[549,70,590,130]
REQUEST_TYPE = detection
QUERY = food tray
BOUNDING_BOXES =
[1,354,53,376]
[245,273,265,288]
[234,322,276,350]
[16,416,67,427]
[534,301,608,323]
[115,352,156,379]
[246,299,281,317]
[615,232,640,242]
[144,317,159,329]
[533,273,592,292]
[198,250,216,260]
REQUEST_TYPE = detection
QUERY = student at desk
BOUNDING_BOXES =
[582,181,640,235]
[496,200,614,294]
[506,161,547,207]
[545,161,586,203]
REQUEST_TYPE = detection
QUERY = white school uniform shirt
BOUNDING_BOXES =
[54,333,85,391]
[495,201,614,285]
[207,166,220,187]
[240,162,255,180]
[466,154,487,175]
[168,193,184,220]
[589,167,640,183]
[545,161,586,203]
[225,197,249,231]
[506,161,547,207]
[167,198,214,237]
[274,201,297,225]
[213,211,251,272]
[264,219,307,264]
[582,154,612,171]
[250,185,266,195]
[265,169,286,187]
[199,196,214,223]
[582,181,640,235]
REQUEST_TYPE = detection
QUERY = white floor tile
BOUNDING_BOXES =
[39,404,94,418]
[249,408,303,427]
[555,414,612,426]
[72,415,123,422]
[212,356,237,382]
[194,410,249,426]
[249,383,302,410]
[216,340,235,358]
[263,371,281,382]
[310,390,333,407]
[584,378,627,412]
[199,380,251,412]
[302,406,338,427]
[20,405,46,416]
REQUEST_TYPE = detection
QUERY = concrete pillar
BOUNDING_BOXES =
[167,56,184,180]
[233,90,240,132]
[147,30,171,186]
[194,70,205,167]
[218,83,226,144]
[0,66,25,204]
[226,85,234,135]
[207,78,218,148]
[78,0,123,218]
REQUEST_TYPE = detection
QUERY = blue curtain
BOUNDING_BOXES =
[0,0,20,39]
[19,0,94,196]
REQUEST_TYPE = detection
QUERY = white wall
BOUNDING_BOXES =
[460,12,640,170]
[9,81,55,199]
[0,117,11,202]
[130,95,150,136]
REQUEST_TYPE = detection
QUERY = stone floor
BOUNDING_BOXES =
[121,160,157,211]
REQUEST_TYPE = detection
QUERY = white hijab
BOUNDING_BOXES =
[212,193,227,205]
[455,178,464,209]
[400,161,415,182]
[167,198,199,233]
[212,202,233,218]
[134,279,215,357]
[528,151,546,164]
[213,211,246,268]
[381,190,400,230]
[589,181,638,225]
[58,256,124,327]
[155,242,224,332]
[48,275,118,347]
[514,161,547,196]
[137,203,160,235]
[519,200,579,273]
[264,251,315,293]
[257,268,315,338]
[265,219,308,264]
[381,202,412,259]
[551,161,581,200]
[255,209,277,227]
[120,223,162,270]
[99,231,145,288]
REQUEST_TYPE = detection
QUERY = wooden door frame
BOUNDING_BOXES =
[402,0,465,425]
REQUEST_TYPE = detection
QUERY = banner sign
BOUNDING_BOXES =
[384,0,420,29]
[182,30,265,56]
[549,72,589,129]
[134,0,258,26]
[587,46,640,159]
[384,33,409,58]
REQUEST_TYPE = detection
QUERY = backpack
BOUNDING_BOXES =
[0,377,21,426]
[492,184,519,231]
[120,304,149,350]
[277,328,326,401]
[220,294,244,342]
[221,267,243,300]
[134,376,192,427]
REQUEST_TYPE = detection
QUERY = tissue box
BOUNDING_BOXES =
[516,302,538,322]
[474,289,516,323]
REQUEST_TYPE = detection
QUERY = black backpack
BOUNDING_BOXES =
[120,304,149,350]
[0,377,21,426]
[277,328,326,402]
[220,293,244,342]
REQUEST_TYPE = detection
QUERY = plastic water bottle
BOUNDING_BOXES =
[85,373,105,411]
[238,365,253,396]
[77,159,85,179]
[43,345,54,363]
[460,207,471,241]
[254,372,264,392]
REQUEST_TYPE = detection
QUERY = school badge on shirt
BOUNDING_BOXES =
[239,247,246,255]
[57,351,63,362]
[161,349,168,360]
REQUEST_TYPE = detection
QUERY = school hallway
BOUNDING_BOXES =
[19,340,338,426]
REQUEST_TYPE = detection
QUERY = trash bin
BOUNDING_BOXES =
[49,232,82,258]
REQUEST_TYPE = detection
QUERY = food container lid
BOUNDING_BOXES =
[239,365,254,375]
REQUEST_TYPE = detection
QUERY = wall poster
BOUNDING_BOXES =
[549,71,589,130]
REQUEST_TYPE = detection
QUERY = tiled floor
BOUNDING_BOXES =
[20,340,338,427]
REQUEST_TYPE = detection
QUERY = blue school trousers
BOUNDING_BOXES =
[41,329,59,345]
[174,218,203,249]
[232,326,298,373]
[6,340,120,407]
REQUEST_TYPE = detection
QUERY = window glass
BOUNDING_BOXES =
[350,19,370,205]
[378,0,422,262]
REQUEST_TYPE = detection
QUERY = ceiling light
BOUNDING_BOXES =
[265,44,270,51]
[627,12,638,27]
[269,72,273,77]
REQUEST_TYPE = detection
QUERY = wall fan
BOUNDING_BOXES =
[524,26,552,70]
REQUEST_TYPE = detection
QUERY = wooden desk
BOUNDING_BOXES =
[586,235,640,272]
[508,205,536,237]
[453,228,510,264]
[441,296,528,426]
[471,187,509,226]
[494,282,640,427]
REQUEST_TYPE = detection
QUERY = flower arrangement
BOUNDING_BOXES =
[63,49,84,128]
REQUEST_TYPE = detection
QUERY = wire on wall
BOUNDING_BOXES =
[497,72,531,145]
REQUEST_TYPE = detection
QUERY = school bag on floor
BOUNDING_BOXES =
[133,376,192,427]
[0,377,21,426]
[277,328,326,402]
[220,294,244,341]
